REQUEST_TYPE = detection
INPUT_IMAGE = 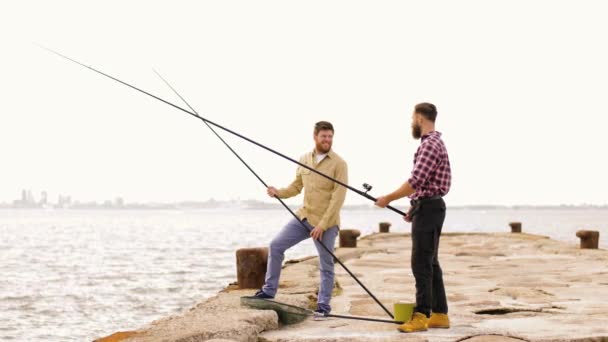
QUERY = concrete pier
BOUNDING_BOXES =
[96,232,608,342]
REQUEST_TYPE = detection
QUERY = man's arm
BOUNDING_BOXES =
[375,182,415,208]
[376,143,439,208]
[407,144,440,194]
[270,167,304,199]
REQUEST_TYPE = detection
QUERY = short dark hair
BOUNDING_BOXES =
[415,103,438,122]
[314,121,334,135]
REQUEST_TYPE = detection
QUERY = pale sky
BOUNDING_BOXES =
[1,1,607,206]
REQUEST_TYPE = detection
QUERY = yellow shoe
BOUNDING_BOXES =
[397,312,428,333]
[428,313,450,329]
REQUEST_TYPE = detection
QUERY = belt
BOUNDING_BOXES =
[408,195,443,219]
[410,195,442,206]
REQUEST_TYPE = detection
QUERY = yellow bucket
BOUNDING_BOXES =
[393,302,415,322]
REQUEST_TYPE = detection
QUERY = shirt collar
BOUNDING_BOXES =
[421,131,441,142]
[313,149,335,159]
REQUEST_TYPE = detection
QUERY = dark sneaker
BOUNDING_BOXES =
[313,305,330,321]
[253,289,274,299]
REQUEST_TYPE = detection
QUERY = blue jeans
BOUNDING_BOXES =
[262,217,339,312]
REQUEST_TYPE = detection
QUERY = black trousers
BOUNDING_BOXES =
[410,198,448,317]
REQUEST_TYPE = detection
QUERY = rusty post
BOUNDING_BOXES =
[339,229,361,248]
[576,230,599,249]
[236,247,268,289]
[509,222,522,233]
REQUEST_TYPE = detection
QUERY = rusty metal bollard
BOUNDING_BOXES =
[236,247,268,289]
[509,222,522,233]
[576,230,599,249]
[339,229,361,248]
[379,222,391,233]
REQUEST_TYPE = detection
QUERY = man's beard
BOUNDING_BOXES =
[411,123,422,139]
[316,142,331,153]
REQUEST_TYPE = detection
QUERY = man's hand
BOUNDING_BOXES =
[375,196,391,208]
[403,206,413,222]
[310,226,324,240]
[267,186,279,198]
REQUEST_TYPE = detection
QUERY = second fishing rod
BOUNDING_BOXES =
[153,70,394,319]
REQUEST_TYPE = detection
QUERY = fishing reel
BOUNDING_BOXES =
[362,183,373,194]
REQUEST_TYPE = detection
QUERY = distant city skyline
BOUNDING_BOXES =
[3,188,607,209]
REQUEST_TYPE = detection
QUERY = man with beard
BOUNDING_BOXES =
[375,103,452,333]
[253,121,348,317]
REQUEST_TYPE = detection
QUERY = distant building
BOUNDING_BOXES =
[114,197,124,207]
[13,189,39,208]
[26,190,35,205]
[57,195,72,208]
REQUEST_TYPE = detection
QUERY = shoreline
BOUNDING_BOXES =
[96,232,608,342]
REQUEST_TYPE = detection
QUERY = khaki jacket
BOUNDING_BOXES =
[277,149,348,230]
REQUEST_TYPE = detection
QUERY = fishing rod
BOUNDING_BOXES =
[152,69,394,319]
[243,296,404,324]
[318,312,404,324]
[40,46,407,217]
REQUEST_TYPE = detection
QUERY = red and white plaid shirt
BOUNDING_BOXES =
[408,131,451,200]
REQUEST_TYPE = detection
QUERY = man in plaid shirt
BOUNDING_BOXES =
[375,102,451,333]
